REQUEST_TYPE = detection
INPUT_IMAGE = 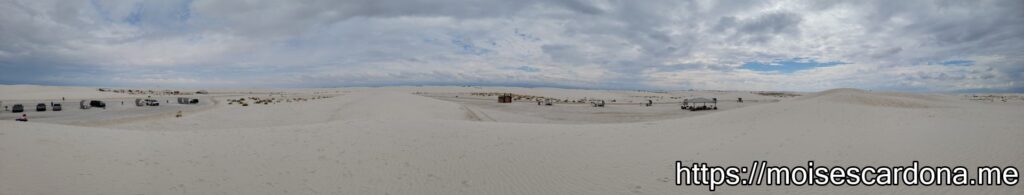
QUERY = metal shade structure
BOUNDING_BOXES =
[682,97,717,111]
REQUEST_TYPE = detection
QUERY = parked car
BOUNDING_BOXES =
[89,100,106,108]
[144,99,160,106]
[36,103,46,112]
[177,97,201,104]
[12,104,24,113]
[52,103,62,111]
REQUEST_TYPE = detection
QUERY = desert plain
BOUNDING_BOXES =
[1,84,1022,194]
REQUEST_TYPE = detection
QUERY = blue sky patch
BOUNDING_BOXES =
[450,36,491,55]
[742,58,847,73]
[123,3,144,25]
[939,60,974,66]
[89,0,113,22]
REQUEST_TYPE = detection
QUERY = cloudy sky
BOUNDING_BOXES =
[1,0,1021,92]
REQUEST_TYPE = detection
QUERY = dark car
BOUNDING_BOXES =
[36,103,46,112]
[12,104,24,113]
[89,100,106,108]
[52,103,62,111]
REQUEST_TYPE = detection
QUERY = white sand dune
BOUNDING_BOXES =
[1,86,1022,194]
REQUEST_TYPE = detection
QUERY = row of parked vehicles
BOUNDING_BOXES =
[7,100,104,113]
[9,103,63,113]
[9,98,198,113]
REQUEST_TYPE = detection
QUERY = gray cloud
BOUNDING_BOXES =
[738,12,802,35]
[713,11,803,44]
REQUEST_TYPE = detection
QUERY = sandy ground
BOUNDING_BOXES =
[1,85,1022,194]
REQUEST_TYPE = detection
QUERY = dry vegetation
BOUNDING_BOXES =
[754,91,802,97]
